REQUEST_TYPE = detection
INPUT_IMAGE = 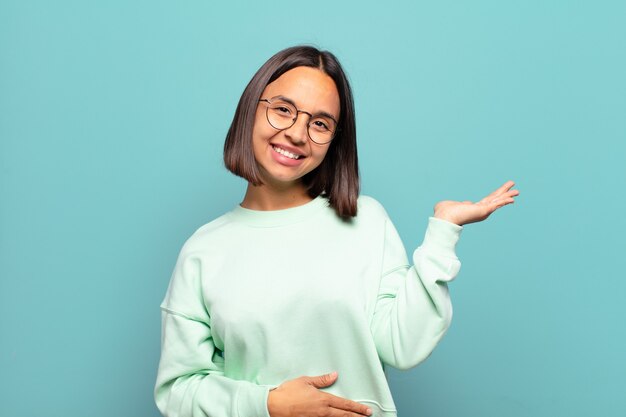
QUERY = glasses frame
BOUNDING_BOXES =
[258,97,339,145]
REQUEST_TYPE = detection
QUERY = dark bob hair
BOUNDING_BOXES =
[223,45,360,219]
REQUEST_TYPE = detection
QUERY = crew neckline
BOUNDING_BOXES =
[228,194,330,227]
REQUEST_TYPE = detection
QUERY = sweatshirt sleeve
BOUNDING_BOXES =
[154,251,273,417]
[370,216,463,370]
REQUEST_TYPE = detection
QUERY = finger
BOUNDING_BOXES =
[306,372,338,388]
[500,187,520,197]
[324,393,372,416]
[482,189,519,206]
[490,197,515,210]
[485,180,516,199]
[492,193,516,203]
[328,409,372,417]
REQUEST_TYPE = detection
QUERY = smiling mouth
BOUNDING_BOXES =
[272,145,303,160]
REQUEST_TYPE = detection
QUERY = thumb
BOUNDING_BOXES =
[307,371,338,388]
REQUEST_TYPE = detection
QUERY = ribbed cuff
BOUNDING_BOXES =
[235,383,274,417]
[422,216,463,256]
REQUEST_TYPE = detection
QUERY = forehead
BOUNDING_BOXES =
[261,66,340,118]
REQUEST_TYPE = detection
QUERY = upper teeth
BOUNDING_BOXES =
[273,145,301,160]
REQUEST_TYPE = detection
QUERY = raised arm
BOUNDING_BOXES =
[370,180,519,370]
[370,216,463,370]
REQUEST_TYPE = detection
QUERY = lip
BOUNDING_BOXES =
[269,144,306,167]
[270,143,307,158]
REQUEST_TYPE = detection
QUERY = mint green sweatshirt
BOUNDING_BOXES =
[154,194,463,417]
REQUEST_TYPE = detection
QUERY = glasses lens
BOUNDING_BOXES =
[264,98,337,144]
[308,116,336,144]
[266,100,297,130]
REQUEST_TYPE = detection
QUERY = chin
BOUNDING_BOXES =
[257,168,301,186]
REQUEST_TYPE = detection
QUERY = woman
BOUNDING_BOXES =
[154,45,519,417]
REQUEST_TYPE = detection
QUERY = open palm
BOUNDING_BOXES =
[434,180,520,226]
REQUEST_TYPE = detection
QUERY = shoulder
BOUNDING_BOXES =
[346,195,391,231]
[356,194,390,220]
[177,212,235,257]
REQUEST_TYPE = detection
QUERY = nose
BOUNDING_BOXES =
[283,111,310,144]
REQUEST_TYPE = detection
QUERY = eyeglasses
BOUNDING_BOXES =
[258,97,338,145]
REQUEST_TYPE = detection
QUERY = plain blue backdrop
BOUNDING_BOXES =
[1,1,625,416]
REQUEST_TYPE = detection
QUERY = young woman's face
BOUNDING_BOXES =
[251,66,340,190]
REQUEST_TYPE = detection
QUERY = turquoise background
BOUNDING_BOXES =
[1,1,625,416]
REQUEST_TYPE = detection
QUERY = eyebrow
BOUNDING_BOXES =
[272,95,339,123]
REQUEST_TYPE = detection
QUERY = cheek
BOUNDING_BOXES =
[312,146,331,167]
[252,116,276,144]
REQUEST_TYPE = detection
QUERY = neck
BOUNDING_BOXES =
[240,181,314,211]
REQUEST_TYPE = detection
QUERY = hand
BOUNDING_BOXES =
[267,371,372,417]
[433,180,520,226]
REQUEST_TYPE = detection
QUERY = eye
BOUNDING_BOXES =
[269,102,295,118]
[311,118,331,132]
